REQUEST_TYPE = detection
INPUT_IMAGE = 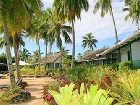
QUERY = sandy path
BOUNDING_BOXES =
[18,77,56,105]
[0,77,56,105]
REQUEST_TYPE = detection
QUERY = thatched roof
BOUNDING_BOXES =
[101,30,140,56]
[38,52,61,64]
[77,51,96,62]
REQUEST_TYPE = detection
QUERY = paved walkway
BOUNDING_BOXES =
[0,77,56,105]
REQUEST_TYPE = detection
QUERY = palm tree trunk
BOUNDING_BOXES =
[59,47,62,71]
[49,42,52,54]
[91,46,94,51]
[4,22,15,86]
[137,22,139,30]
[110,5,119,44]
[45,39,48,71]
[36,34,41,71]
[71,19,75,68]
[13,36,20,80]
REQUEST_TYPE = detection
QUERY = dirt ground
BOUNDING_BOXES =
[0,76,56,105]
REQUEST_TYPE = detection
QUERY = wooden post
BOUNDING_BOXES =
[129,43,132,61]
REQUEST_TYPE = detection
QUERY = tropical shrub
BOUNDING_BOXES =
[34,66,46,77]
[110,63,119,71]
[0,86,20,105]
[19,66,46,76]
[66,66,85,82]
[110,71,140,104]
[44,83,114,105]
[0,86,31,105]
[118,61,134,71]
[43,81,59,105]
[20,66,35,75]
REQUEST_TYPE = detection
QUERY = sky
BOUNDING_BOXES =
[0,0,139,58]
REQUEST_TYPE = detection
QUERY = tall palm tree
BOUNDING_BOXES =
[54,25,72,70]
[41,9,72,70]
[93,0,119,44]
[13,34,25,79]
[39,9,55,71]
[123,0,140,30]
[28,13,46,71]
[53,0,89,68]
[82,33,97,50]
[0,0,42,86]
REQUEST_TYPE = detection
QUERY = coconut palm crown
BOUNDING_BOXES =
[82,33,97,50]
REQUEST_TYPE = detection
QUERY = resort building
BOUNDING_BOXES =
[38,52,62,69]
[77,30,140,68]
[99,30,140,68]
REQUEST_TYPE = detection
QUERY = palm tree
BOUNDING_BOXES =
[53,0,89,68]
[93,0,119,44]
[19,48,31,62]
[0,0,42,86]
[0,34,25,79]
[28,10,49,71]
[123,0,140,30]
[13,34,25,79]
[32,50,43,63]
[40,9,72,70]
[55,24,72,70]
[39,9,55,71]
[82,33,97,50]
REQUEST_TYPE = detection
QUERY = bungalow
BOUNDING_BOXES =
[38,52,62,69]
[76,51,96,65]
[100,30,140,68]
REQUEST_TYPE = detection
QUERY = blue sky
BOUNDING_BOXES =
[0,0,139,58]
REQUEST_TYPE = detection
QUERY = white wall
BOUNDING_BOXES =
[121,49,128,61]
[131,41,140,61]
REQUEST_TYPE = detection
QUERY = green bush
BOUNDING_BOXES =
[20,66,46,76]
[119,61,133,71]
[110,63,119,71]
[66,65,91,82]
[20,66,35,75]
[34,66,46,77]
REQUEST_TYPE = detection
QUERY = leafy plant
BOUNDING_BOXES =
[111,71,140,104]
[0,86,20,105]
[43,82,59,105]
[47,83,114,105]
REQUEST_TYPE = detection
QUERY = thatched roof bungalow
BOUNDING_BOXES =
[37,52,61,69]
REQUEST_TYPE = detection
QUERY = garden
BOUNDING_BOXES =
[42,61,140,105]
[1,61,139,105]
